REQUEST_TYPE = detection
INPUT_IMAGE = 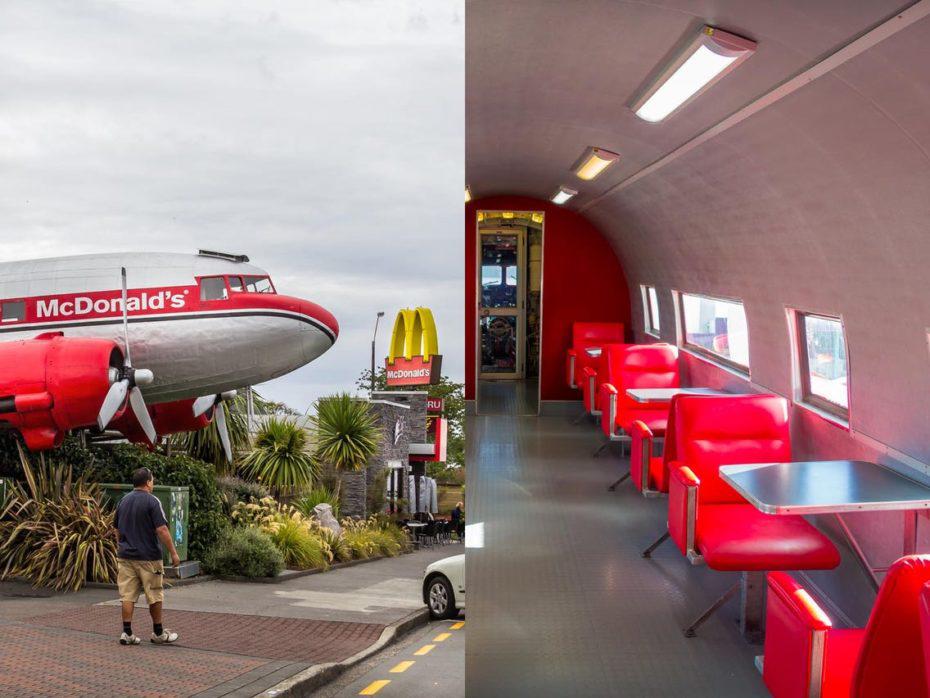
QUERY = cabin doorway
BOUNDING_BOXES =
[476,211,543,415]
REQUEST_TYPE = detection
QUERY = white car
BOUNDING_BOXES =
[423,554,465,620]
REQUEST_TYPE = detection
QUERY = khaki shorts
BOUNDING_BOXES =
[117,559,165,605]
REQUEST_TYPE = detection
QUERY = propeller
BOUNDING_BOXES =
[96,267,157,444]
[192,390,237,462]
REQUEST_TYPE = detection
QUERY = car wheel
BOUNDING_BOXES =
[427,575,456,620]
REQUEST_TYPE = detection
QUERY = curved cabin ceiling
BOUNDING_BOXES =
[467,0,930,464]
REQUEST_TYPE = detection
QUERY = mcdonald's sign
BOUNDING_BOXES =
[385,307,442,386]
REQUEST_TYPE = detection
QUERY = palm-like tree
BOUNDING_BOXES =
[239,417,317,496]
[310,394,379,517]
[170,394,250,473]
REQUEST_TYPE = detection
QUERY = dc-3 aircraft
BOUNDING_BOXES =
[0,250,338,459]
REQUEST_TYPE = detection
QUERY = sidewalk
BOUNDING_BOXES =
[0,545,456,697]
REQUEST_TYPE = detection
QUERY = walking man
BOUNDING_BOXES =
[114,467,181,645]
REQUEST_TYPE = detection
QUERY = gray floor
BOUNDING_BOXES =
[465,412,769,697]
[477,378,539,416]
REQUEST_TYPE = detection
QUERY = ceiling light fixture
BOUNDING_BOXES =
[632,26,757,123]
[465,186,472,203]
[551,187,577,205]
[573,147,620,180]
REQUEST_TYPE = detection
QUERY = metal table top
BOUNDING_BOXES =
[625,387,730,403]
[719,460,930,515]
[584,347,602,358]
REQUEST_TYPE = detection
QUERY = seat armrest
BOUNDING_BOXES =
[630,420,654,494]
[566,349,578,389]
[582,366,598,413]
[763,572,833,698]
[598,383,618,438]
[668,463,699,558]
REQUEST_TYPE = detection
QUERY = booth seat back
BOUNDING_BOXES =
[572,322,624,350]
[615,344,679,412]
[920,582,930,693]
[671,394,790,505]
[852,555,930,697]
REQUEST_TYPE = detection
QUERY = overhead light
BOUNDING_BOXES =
[573,147,620,180]
[465,185,472,203]
[551,187,577,205]
[632,26,757,123]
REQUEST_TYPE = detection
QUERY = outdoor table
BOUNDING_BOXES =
[405,521,427,546]
[717,460,930,642]
[625,387,731,403]
[584,347,602,358]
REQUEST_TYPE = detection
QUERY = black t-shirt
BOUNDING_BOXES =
[114,489,169,561]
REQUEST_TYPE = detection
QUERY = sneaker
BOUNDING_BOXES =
[151,629,179,644]
[119,632,141,645]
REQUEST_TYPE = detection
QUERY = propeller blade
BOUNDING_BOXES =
[129,386,157,444]
[192,394,218,418]
[97,380,129,430]
[214,402,233,463]
[120,267,132,367]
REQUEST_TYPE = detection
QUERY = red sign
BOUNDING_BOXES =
[385,355,442,386]
[426,397,443,413]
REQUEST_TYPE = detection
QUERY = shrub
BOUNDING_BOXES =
[216,476,270,514]
[240,418,318,495]
[268,517,329,570]
[0,451,117,591]
[88,444,227,562]
[204,527,283,578]
[311,394,379,472]
[295,485,340,520]
[317,526,351,563]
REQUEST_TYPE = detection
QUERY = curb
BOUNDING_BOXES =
[253,607,430,697]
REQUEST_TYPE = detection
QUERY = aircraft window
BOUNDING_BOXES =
[228,276,244,292]
[200,276,228,301]
[642,285,660,336]
[243,276,275,293]
[798,313,848,416]
[1,300,25,323]
[680,292,749,371]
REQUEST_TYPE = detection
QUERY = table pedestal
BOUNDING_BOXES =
[740,571,766,644]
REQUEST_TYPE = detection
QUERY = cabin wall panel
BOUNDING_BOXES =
[465,196,631,401]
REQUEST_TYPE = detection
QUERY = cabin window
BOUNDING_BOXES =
[228,276,244,292]
[642,285,660,336]
[1,300,25,323]
[200,276,228,301]
[798,313,849,417]
[680,292,750,372]
[243,276,275,294]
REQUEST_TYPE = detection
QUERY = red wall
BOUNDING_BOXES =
[466,195,631,401]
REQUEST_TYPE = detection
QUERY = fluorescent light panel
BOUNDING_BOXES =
[551,186,577,205]
[574,147,620,181]
[633,26,756,123]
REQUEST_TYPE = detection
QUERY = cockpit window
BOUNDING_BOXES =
[243,276,275,294]
[228,276,244,293]
[200,276,228,301]
[1,300,25,323]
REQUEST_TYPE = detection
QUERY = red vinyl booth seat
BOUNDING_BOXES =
[921,582,930,692]
[565,322,624,390]
[763,556,930,698]
[581,343,629,415]
[666,394,839,572]
[597,343,679,441]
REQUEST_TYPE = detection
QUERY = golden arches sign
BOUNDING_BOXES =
[385,307,442,386]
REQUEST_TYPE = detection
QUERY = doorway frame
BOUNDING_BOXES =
[474,210,545,415]
[478,225,526,381]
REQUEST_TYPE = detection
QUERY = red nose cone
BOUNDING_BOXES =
[298,299,339,342]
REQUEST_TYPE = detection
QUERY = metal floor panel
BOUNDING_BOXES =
[465,412,769,697]
[477,379,539,416]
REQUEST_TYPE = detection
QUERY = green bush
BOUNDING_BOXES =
[294,485,340,520]
[216,476,270,514]
[269,517,329,570]
[204,527,283,578]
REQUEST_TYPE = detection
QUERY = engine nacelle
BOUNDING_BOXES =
[111,397,212,444]
[0,333,122,450]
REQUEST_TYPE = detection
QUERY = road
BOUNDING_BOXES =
[317,617,465,697]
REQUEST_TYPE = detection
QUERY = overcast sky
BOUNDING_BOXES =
[0,0,464,412]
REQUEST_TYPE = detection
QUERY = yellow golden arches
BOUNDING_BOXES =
[388,307,439,362]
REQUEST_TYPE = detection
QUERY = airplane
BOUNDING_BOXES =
[0,250,338,459]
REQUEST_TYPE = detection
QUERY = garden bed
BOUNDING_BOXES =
[213,548,415,584]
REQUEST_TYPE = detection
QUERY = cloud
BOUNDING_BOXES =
[0,0,464,412]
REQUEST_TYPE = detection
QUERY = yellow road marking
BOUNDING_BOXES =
[450,622,464,630]
[359,679,390,695]
[390,660,415,674]
[433,632,452,642]
[414,644,436,656]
